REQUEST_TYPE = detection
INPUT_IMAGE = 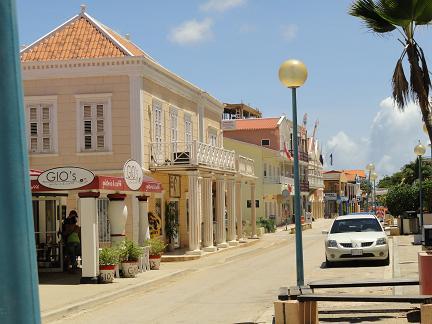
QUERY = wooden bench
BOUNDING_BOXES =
[308,278,419,289]
[297,293,432,304]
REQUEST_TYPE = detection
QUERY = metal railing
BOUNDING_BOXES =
[289,150,309,162]
[300,180,310,192]
[150,141,236,171]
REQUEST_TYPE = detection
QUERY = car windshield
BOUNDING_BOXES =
[330,218,382,234]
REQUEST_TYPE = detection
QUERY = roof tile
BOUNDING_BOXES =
[228,118,280,130]
[21,15,145,62]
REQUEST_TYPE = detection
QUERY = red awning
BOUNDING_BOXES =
[31,174,162,193]
[30,169,42,179]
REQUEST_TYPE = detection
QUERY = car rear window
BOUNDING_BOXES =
[330,218,382,234]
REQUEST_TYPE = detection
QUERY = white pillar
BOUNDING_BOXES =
[187,173,202,255]
[78,192,100,284]
[251,182,258,238]
[236,180,246,242]
[137,196,150,246]
[202,177,216,252]
[227,179,238,246]
[216,177,228,248]
[107,194,128,246]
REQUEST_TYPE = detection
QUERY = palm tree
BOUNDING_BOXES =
[349,0,432,141]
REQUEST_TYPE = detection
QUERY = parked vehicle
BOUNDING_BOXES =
[323,214,389,267]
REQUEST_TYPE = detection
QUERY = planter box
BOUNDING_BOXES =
[99,265,116,283]
[149,255,161,270]
[121,261,139,278]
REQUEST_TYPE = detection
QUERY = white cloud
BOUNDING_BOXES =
[239,23,256,34]
[168,18,213,45]
[324,97,425,177]
[281,24,298,41]
[200,0,247,12]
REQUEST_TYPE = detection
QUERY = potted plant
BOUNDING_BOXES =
[119,239,143,278]
[165,202,178,252]
[145,238,166,270]
[99,247,119,283]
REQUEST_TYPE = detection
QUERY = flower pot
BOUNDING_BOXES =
[99,265,116,283]
[121,261,139,278]
[149,255,161,270]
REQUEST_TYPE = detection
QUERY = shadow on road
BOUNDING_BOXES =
[319,260,387,269]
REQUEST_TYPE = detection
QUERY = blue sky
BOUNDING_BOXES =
[16,0,430,177]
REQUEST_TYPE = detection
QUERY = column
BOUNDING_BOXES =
[137,196,150,246]
[227,179,238,246]
[236,180,246,242]
[78,191,100,284]
[251,182,258,238]
[202,177,216,252]
[216,177,228,248]
[107,194,128,246]
[187,173,202,255]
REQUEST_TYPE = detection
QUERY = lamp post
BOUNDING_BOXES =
[415,141,426,242]
[365,163,375,211]
[279,59,308,287]
[370,171,378,211]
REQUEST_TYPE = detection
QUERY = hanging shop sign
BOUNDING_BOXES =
[123,159,144,191]
[37,167,94,190]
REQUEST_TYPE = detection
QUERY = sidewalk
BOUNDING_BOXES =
[39,224,305,323]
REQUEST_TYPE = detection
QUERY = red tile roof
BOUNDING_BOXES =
[21,12,144,62]
[228,118,280,130]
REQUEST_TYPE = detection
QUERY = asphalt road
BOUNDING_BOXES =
[51,219,409,324]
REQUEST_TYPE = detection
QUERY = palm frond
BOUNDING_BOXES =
[377,0,414,28]
[349,0,396,33]
[414,0,432,24]
[419,46,431,97]
[392,58,409,110]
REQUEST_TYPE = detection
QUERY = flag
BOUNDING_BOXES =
[330,153,333,166]
[283,142,292,160]
[319,154,324,165]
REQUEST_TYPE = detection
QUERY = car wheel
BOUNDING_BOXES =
[326,257,333,268]
[381,253,390,266]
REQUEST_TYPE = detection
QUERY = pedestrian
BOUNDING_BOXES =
[63,210,81,273]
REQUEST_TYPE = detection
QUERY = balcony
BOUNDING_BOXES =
[150,141,255,176]
[289,150,309,163]
[263,175,294,185]
[308,174,324,189]
[237,155,255,177]
[300,180,309,192]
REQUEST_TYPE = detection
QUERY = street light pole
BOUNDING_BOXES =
[415,142,426,243]
[279,59,308,287]
[365,163,375,212]
[291,87,304,286]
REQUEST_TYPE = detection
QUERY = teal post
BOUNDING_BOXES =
[0,1,41,323]
[419,156,424,242]
[291,88,304,287]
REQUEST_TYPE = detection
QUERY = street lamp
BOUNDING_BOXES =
[415,141,426,242]
[365,163,375,211]
[370,171,378,210]
[279,59,308,287]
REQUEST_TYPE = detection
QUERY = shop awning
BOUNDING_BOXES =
[31,174,162,193]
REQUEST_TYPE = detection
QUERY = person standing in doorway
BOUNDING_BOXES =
[63,210,81,273]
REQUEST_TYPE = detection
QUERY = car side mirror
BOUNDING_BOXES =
[322,230,329,235]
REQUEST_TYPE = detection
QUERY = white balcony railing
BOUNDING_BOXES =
[308,174,324,189]
[264,175,294,185]
[237,155,255,177]
[150,141,236,172]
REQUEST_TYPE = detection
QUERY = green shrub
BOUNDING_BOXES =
[257,217,276,233]
[145,237,167,256]
[119,239,143,262]
[99,247,120,266]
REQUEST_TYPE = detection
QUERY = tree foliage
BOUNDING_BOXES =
[385,184,419,216]
[378,159,432,188]
[349,0,432,142]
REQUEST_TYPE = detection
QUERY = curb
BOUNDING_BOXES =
[42,269,191,323]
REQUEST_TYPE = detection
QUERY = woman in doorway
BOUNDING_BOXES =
[62,211,81,273]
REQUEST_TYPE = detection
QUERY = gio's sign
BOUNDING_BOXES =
[38,167,94,190]
[123,159,144,191]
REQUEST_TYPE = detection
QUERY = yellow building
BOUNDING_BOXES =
[21,5,256,275]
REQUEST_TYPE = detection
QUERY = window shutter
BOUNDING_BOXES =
[84,105,92,118]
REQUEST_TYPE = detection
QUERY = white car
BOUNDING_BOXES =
[324,214,389,267]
